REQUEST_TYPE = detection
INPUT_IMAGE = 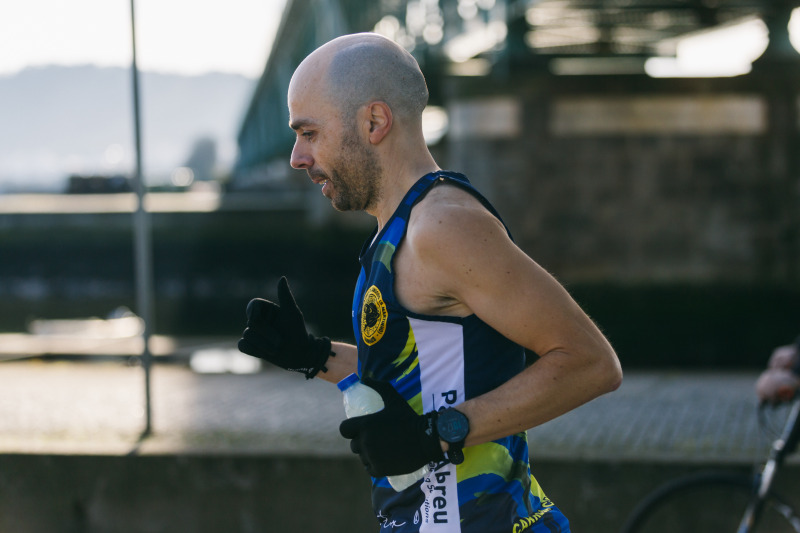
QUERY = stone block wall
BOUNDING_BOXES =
[442,73,799,286]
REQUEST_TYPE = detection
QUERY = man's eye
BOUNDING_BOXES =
[302,131,314,138]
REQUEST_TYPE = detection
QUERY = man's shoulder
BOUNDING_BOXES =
[405,183,507,258]
[418,179,483,209]
[410,183,502,233]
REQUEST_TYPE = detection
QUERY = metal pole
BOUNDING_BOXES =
[129,0,154,437]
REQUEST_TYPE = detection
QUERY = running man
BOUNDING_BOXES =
[238,32,622,532]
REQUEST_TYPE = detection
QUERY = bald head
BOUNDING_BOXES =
[292,33,429,124]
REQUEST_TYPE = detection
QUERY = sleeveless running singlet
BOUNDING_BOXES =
[351,171,570,533]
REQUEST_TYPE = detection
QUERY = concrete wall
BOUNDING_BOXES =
[0,454,375,533]
[1,454,797,533]
[0,205,365,340]
[2,205,799,368]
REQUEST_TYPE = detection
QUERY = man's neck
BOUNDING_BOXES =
[369,161,440,231]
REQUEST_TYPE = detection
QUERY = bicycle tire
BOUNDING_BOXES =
[620,471,800,533]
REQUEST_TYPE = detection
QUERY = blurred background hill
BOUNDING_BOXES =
[0,65,254,192]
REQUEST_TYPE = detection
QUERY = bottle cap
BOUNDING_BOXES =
[337,373,360,392]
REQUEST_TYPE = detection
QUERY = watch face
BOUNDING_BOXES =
[438,409,469,443]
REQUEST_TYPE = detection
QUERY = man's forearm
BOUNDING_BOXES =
[457,347,621,448]
[317,341,359,384]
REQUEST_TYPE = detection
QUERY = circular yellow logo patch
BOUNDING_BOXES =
[361,285,388,346]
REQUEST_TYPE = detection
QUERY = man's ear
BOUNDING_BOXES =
[366,101,392,144]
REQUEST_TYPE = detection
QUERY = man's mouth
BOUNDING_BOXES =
[310,175,332,196]
[310,173,329,186]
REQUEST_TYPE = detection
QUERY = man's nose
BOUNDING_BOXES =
[290,141,312,169]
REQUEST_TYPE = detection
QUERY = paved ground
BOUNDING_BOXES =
[0,342,790,466]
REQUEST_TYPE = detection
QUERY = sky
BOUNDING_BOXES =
[0,0,287,78]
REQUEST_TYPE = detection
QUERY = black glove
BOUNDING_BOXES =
[339,378,444,477]
[237,277,334,379]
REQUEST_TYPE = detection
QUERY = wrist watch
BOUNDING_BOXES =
[437,408,470,465]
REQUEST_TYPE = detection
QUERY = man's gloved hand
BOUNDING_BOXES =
[237,277,333,379]
[339,378,444,477]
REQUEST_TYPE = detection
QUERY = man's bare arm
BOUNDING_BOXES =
[405,189,622,447]
[317,341,359,384]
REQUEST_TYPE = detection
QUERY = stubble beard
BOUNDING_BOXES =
[327,127,382,212]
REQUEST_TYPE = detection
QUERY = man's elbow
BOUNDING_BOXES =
[599,351,623,394]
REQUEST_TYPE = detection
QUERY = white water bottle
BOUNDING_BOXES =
[337,373,429,491]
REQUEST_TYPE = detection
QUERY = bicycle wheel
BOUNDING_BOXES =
[621,471,800,533]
